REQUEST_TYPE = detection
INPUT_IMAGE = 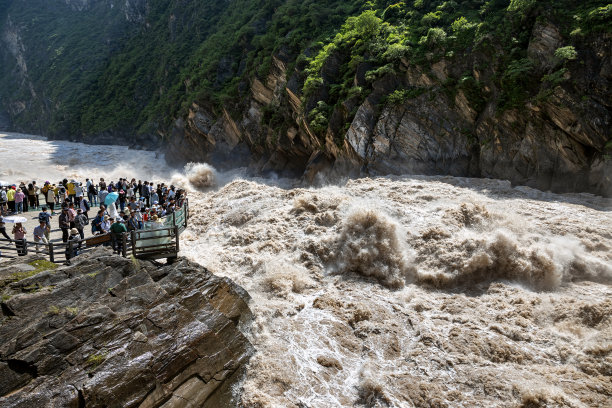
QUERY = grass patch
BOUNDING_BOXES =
[7,259,59,284]
[48,305,61,315]
[86,352,107,369]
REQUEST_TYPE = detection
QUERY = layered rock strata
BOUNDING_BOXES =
[0,250,253,407]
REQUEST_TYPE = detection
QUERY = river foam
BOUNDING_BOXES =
[180,176,612,407]
[3,132,611,407]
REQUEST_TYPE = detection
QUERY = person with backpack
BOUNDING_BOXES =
[80,197,91,218]
[38,207,52,241]
[0,188,8,216]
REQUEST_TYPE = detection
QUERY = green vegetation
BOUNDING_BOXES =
[6,259,58,284]
[48,305,61,315]
[86,352,107,369]
[0,0,610,143]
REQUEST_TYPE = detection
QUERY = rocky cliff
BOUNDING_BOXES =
[0,250,253,407]
[1,0,610,196]
[165,17,611,196]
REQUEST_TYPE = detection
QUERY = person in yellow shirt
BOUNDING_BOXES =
[6,186,15,214]
[66,179,76,203]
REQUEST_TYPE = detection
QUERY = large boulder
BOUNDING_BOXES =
[0,249,253,407]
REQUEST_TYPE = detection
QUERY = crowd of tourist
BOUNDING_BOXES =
[0,177,187,257]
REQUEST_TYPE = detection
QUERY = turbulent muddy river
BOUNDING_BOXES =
[3,132,611,407]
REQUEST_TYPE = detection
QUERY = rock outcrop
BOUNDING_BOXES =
[164,21,611,197]
[0,250,253,407]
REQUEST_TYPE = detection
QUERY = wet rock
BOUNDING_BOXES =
[0,249,253,407]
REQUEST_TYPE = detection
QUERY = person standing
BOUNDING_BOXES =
[19,183,28,212]
[142,181,150,206]
[0,216,10,240]
[110,217,127,254]
[44,183,56,214]
[87,180,97,206]
[67,202,77,228]
[80,197,91,218]
[14,188,25,214]
[12,222,26,256]
[57,182,67,206]
[66,179,76,203]
[33,220,49,253]
[7,186,15,214]
[74,209,88,240]
[32,181,40,207]
[75,182,84,206]
[38,206,52,241]
[0,188,7,215]
[99,188,108,207]
[65,228,81,263]
[59,207,70,242]
[27,183,37,210]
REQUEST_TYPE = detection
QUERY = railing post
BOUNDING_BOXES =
[68,240,73,262]
[130,231,136,257]
[184,202,188,229]
[174,226,179,253]
[122,232,127,257]
[172,212,176,226]
[49,242,54,263]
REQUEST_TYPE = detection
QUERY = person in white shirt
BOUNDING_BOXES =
[100,216,111,233]
[33,220,49,253]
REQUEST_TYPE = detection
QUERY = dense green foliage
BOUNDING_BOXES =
[301,0,611,136]
[0,0,610,139]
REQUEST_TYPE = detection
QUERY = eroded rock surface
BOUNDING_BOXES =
[0,249,253,407]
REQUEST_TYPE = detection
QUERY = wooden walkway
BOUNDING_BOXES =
[0,200,189,264]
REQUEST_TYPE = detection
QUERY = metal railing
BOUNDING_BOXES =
[0,199,189,263]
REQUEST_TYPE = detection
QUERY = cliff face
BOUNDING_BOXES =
[165,20,611,196]
[1,0,610,195]
[0,250,253,407]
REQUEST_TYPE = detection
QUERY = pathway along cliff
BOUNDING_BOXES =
[2,132,612,407]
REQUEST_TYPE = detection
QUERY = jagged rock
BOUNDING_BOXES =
[0,249,253,408]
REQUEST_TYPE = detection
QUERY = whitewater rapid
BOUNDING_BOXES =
[2,132,611,407]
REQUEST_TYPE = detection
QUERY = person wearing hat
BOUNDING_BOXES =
[74,208,89,240]
[110,217,127,254]
[100,215,111,234]
[65,227,80,262]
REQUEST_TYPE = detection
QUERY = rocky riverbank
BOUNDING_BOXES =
[0,249,253,407]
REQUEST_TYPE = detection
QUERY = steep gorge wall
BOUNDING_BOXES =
[1,0,610,196]
[165,20,611,196]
